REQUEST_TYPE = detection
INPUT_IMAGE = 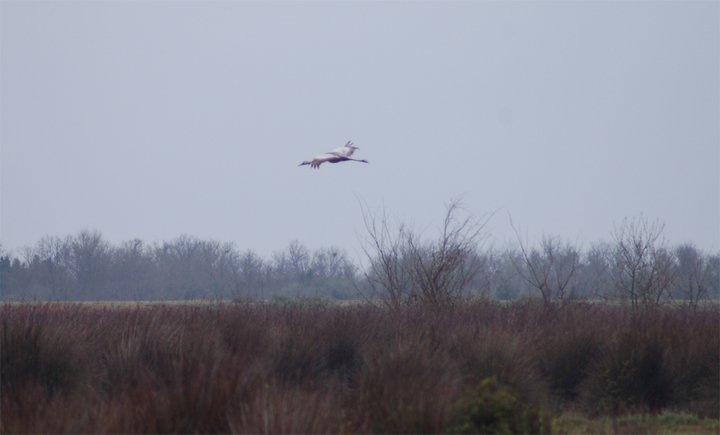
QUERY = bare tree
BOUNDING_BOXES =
[708,254,720,299]
[674,243,713,308]
[610,216,675,310]
[70,231,112,299]
[509,227,580,307]
[487,249,529,300]
[113,239,154,300]
[575,242,613,300]
[462,250,495,299]
[24,235,74,300]
[152,235,237,299]
[360,200,489,308]
[309,247,358,299]
[360,205,413,307]
[404,202,489,305]
[235,250,268,299]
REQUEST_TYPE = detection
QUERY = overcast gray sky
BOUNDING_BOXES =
[1,1,718,255]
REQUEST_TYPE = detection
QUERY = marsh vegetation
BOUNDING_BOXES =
[2,301,718,433]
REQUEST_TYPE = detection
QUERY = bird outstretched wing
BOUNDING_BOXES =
[326,140,356,157]
[328,147,351,157]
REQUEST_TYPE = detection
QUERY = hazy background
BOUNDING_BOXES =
[2,1,718,255]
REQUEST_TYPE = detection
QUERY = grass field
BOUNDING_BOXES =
[2,300,718,433]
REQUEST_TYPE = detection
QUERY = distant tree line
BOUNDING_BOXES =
[1,215,718,304]
[0,234,358,301]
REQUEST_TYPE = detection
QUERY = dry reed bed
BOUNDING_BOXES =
[1,301,718,433]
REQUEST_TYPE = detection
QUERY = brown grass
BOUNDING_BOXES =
[1,301,718,433]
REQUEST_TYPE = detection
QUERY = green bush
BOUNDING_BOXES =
[447,377,550,434]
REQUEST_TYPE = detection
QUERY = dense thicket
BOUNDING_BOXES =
[1,229,718,303]
[2,302,718,433]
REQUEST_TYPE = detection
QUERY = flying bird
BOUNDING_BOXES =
[299,140,369,169]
